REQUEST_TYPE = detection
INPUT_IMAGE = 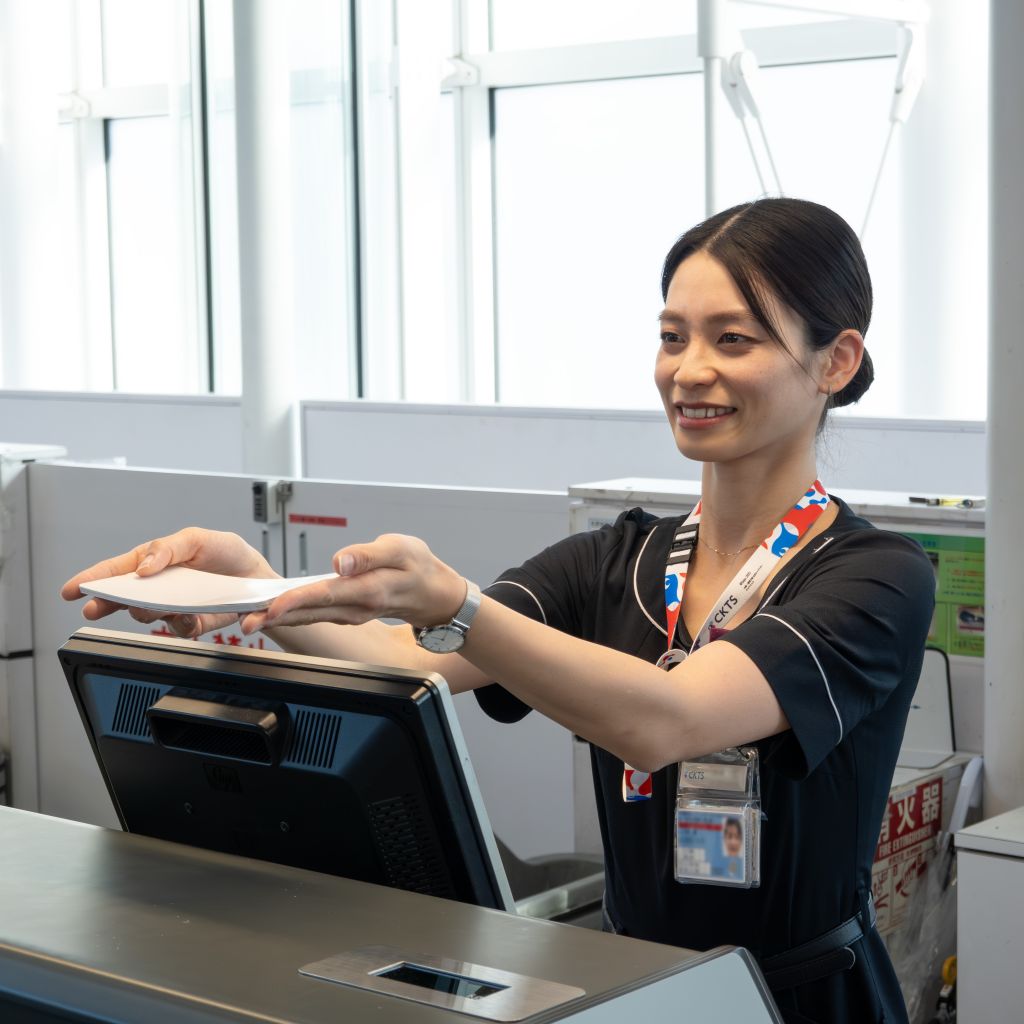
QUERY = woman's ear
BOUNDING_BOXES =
[820,329,864,396]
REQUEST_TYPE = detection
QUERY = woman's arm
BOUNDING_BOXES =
[61,527,493,694]
[455,598,788,771]
[243,534,789,771]
[64,528,789,768]
[261,619,493,695]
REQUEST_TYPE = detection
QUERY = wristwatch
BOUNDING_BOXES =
[415,579,482,653]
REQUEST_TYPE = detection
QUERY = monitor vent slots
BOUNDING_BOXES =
[284,708,342,768]
[112,682,161,738]
[159,721,273,764]
[370,793,453,897]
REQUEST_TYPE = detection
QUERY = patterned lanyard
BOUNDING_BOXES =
[622,480,830,801]
[661,480,831,664]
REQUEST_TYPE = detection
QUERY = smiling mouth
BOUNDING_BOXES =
[678,405,736,420]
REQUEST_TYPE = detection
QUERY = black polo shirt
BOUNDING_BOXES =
[475,497,934,1024]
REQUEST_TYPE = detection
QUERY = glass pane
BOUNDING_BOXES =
[101,0,188,87]
[493,75,705,409]
[54,0,75,94]
[289,0,355,401]
[52,123,97,387]
[290,0,343,69]
[440,91,459,377]
[204,0,241,394]
[489,0,832,51]
[291,95,356,401]
[491,0,695,50]
[714,56,904,417]
[106,116,202,392]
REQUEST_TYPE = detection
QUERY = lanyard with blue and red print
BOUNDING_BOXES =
[622,480,831,802]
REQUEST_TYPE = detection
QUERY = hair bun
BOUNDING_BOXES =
[832,348,874,407]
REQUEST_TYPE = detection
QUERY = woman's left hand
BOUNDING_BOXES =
[240,533,467,635]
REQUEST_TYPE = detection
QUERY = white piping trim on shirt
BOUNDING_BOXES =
[756,612,844,744]
[633,525,668,637]
[760,575,789,610]
[486,580,547,625]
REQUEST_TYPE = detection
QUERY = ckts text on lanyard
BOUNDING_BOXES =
[622,481,830,802]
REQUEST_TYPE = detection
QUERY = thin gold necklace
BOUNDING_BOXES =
[697,533,760,558]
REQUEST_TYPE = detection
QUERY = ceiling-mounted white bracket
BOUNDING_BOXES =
[890,20,926,124]
[721,47,783,195]
[56,91,92,123]
[441,56,480,90]
[723,50,762,121]
[862,13,928,239]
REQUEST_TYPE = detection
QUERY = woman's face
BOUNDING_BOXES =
[723,822,743,857]
[654,251,827,468]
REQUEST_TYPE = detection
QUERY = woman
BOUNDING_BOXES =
[64,198,934,1023]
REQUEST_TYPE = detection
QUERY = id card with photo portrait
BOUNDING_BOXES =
[675,800,760,888]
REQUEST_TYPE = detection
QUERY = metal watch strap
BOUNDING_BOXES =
[415,579,481,649]
[450,579,481,634]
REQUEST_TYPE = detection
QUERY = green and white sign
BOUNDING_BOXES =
[903,533,985,657]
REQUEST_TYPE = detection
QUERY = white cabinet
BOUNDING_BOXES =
[955,807,1024,1019]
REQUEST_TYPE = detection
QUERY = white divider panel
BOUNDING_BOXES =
[302,401,986,496]
[28,462,282,826]
[283,478,573,859]
[0,391,243,473]
[29,463,576,861]
[0,393,986,496]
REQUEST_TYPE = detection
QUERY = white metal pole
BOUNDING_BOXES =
[703,56,721,217]
[985,0,1024,817]
[696,1,729,218]
[233,0,299,477]
[698,0,733,217]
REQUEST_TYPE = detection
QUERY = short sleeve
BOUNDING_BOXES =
[474,509,652,724]
[720,530,936,779]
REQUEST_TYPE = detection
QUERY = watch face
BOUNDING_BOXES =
[418,624,465,653]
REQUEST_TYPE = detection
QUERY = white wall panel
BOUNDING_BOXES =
[0,391,242,472]
[303,401,986,497]
[28,462,575,859]
[27,462,281,826]
[283,478,573,859]
[1,393,985,498]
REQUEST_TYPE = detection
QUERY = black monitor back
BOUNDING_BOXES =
[59,628,513,912]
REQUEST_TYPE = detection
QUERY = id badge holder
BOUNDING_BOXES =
[675,746,761,889]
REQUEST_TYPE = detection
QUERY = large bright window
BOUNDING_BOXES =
[0,0,989,422]
[432,1,988,419]
[10,0,357,398]
[486,53,904,412]
[492,74,705,409]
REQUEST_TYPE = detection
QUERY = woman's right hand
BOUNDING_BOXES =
[60,527,277,639]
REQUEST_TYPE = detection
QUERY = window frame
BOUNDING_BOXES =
[57,0,212,392]
[416,7,902,405]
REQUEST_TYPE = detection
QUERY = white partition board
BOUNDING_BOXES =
[302,402,986,496]
[27,462,283,825]
[0,393,986,495]
[283,478,574,859]
[28,463,577,860]
[0,391,242,473]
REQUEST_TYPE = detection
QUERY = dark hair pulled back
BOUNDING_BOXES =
[661,197,874,409]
